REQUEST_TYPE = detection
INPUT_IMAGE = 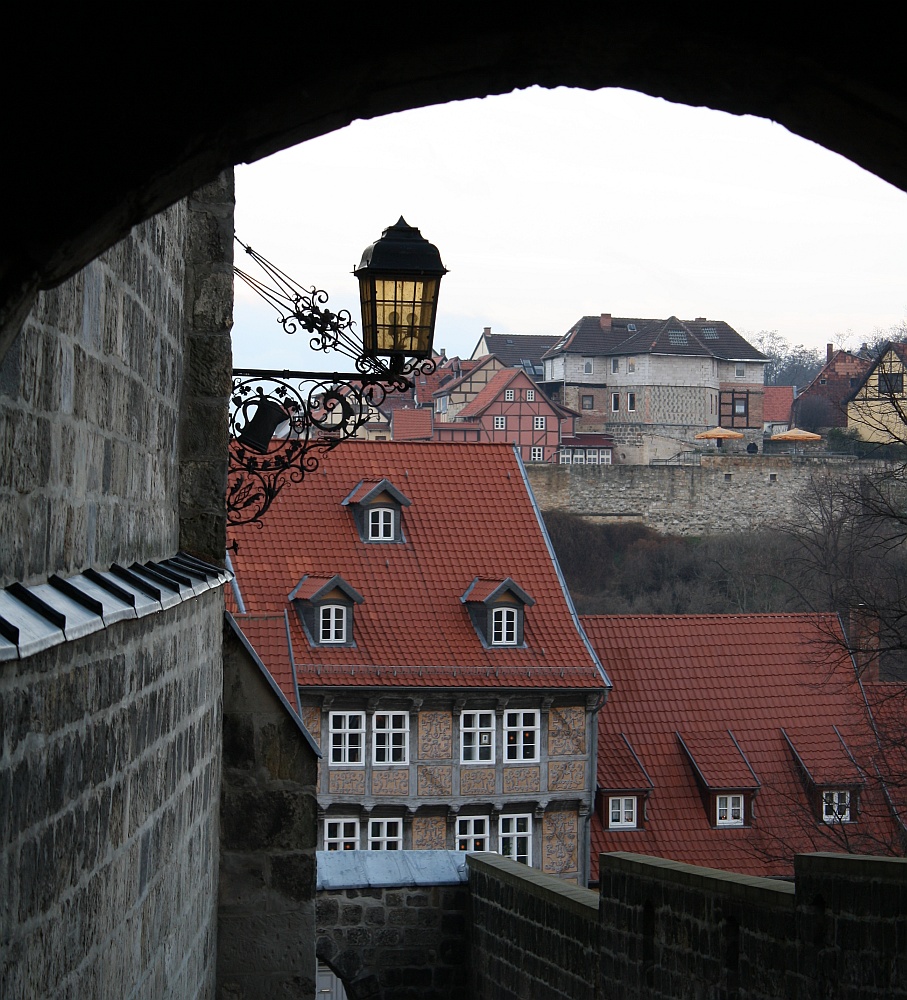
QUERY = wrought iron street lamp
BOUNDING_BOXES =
[228,218,446,526]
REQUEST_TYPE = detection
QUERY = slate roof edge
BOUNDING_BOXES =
[225,610,321,758]
[0,552,231,663]
[513,445,612,692]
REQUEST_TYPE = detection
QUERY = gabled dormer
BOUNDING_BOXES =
[290,574,364,647]
[341,478,412,543]
[461,577,535,648]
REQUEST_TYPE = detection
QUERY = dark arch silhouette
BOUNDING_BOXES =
[4,12,906,354]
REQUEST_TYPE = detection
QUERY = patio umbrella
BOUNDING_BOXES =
[770,427,822,441]
[694,427,745,440]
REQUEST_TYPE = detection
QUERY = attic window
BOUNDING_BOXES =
[716,794,744,827]
[342,478,411,543]
[320,605,348,643]
[461,577,535,649]
[609,796,638,829]
[368,507,395,540]
[702,327,718,339]
[290,574,364,648]
[627,323,637,332]
[668,329,687,346]
[822,790,852,823]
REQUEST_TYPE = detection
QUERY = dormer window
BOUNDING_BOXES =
[609,796,638,829]
[320,605,348,643]
[290,574,364,648]
[822,790,852,823]
[461,577,535,648]
[492,607,518,645]
[368,507,395,540]
[342,478,411,543]
[716,794,744,826]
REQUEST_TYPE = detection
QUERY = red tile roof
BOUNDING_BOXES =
[391,408,433,440]
[229,442,608,693]
[582,614,904,879]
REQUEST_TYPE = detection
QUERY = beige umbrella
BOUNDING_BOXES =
[770,427,822,441]
[694,427,745,440]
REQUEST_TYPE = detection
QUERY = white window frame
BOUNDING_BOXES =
[457,815,490,851]
[627,392,636,412]
[505,389,515,401]
[491,606,518,645]
[372,711,409,765]
[533,415,546,430]
[601,449,612,465]
[716,793,744,827]
[559,449,572,465]
[530,446,544,462]
[735,363,746,378]
[572,450,586,465]
[368,818,403,850]
[609,796,637,829]
[504,710,540,762]
[526,389,535,402]
[586,449,600,465]
[611,392,620,412]
[499,814,532,865]
[583,358,594,374]
[320,604,347,644]
[324,817,360,850]
[734,398,746,416]
[823,790,851,823]
[435,395,448,413]
[329,712,365,765]
[611,357,619,374]
[461,711,495,763]
[493,415,506,430]
[368,506,395,540]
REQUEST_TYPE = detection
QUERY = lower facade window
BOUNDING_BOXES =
[560,450,572,464]
[373,711,409,764]
[494,415,506,430]
[324,817,360,851]
[505,710,540,762]
[530,446,544,462]
[330,712,365,765]
[457,816,490,851]
[368,818,403,850]
[716,793,744,827]
[609,796,637,829]
[499,814,532,865]
[611,392,620,412]
[461,711,495,763]
[627,392,636,412]
[823,790,851,823]
[582,394,594,410]
[533,416,546,430]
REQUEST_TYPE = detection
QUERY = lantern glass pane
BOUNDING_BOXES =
[360,277,438,357]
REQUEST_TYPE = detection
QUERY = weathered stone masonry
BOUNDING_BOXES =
[527,455,873,536]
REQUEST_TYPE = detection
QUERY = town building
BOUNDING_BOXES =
[470,328,560,378]
[227,441,610,884]
[793,344,872,430]
[846,341,907,444]
[541,313,768,463]
[581,613,905,881]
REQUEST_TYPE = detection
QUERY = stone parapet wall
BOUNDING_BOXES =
[0,591,223,999]
[527,455,872,535]
[468,852,599,1000]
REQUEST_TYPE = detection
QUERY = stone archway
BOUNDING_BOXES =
[4,12,907,352]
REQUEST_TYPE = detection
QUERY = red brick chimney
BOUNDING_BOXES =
[827,343,834,364]
[849,606,880,682]
[600,314,612,330]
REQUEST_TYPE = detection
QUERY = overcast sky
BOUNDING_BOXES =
[232,86,907,371]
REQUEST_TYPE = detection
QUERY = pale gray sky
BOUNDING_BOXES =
[233,87,907,371]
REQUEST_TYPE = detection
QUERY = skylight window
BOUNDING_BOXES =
[627,323,637,332]
[668,330,687,346]
[702,327,719,339]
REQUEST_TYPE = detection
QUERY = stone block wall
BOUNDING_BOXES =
[468,852,599,1000]
[0,592,223,998]
[316,882,468,1000]
[218,623,319,999]
[526,455,870,536]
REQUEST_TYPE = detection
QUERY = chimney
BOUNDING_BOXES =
[600,313,612,330]
[483,326,491,336]
[827,343,834,364]
[849,605,880,682]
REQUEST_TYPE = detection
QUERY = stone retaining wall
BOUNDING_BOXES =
[526,455,873,536]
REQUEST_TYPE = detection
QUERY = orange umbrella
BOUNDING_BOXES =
[770,427,822,441]
[694,426,745,440]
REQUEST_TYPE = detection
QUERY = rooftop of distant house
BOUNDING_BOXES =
[227,441,609,698]
[582,613,904,880]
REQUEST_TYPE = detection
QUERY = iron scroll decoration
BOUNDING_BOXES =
[228,223,446,526]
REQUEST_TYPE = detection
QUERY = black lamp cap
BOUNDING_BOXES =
[355,217,447,276]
